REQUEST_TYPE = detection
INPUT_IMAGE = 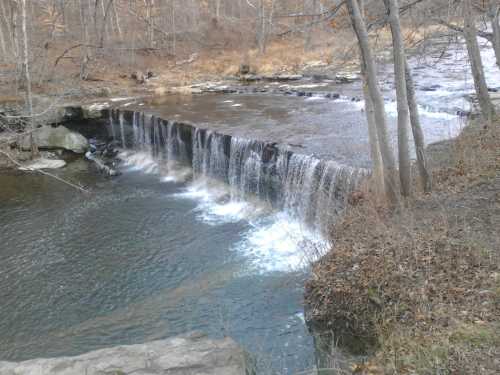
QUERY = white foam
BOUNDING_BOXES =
[235,212,328,273]
[171,178,326,272]
[110,97,136,102]
[305,96,325,101]
[159,166,191,183]
[119,151,159,174]
[232,103,243,107]
[174,180,265,225]
[291,83,329,89]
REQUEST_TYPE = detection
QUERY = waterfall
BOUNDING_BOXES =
[228,138,264,200]
[110,109,365,234]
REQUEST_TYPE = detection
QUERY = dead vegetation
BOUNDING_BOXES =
[305,119,500,374]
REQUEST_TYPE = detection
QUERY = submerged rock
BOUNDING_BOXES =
[20,125,89,154]
[0,333,253,375]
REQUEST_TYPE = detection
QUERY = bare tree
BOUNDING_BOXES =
[79,0,90,80]
[0,7,7,59]
[384,0,411,197]
[347,0,399,205]
[0,0,13,60]
[463,0,496,121]
[258,0,267,54]
[20,0,38,157]
[405,59,432,193]
[358,0,384,194]
[487,1,500,69]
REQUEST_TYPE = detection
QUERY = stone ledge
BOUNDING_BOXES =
[0,332,253,375]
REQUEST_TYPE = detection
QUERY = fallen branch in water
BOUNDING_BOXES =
[0,149,90,194]
[85,151,119,176]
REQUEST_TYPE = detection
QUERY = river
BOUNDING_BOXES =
[0,40,498,374]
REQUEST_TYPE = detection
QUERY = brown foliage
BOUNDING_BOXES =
[306,122,500,373]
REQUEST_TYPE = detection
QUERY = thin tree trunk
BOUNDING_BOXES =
[463,0,495,121]
[488,3,500,70]
[171,0,176,56]
[258,0,266,54]
[145,0,154,48]
[100,0,109,44]
[347,0,399,205]
[20,0,38,157]
[405,58,432,193]
[79,0,90,80]
[215,0,221,21]
[11,1,20,90]
[0,0,12,56]
[358,0,384,194]
[112,0,122,40]
[384,0,411,197]
[0,15,7,60]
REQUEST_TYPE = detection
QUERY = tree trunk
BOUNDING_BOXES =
[488,3,500,70]
[144,0,155,48]
[0,0,12,57]
[347,0,399,205]
[112,0,122,40]
[384,0,411,197]
[405,58,432,193]
[463,0,495,121]
[358,0,384,194]
[258,0,266,54]
[171,0,176,56]
[100,0,109,44]
[20,0,38,157]
[79,0,90,80]
[11,1,20,90]
[0,14,7,60]
[304,0,318,51]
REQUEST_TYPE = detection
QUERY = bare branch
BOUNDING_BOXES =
[0,149,90,193]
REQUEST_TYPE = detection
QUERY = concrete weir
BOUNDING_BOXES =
[108,108,366,234]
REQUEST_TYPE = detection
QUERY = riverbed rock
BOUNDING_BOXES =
[263,74,303,82]
[82,102,110,119]
[335,73,360,84]
[20,125,89,154]
[19,158,67,170]
[0,333,253,375]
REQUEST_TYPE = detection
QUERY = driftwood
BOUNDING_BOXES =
[0,149,90,193]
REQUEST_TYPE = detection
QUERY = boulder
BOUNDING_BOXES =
[131,71,146,84]
[239,63,251,75]
[0,333,253,375]
[21,126,89,154]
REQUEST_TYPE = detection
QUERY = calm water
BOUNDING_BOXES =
[0,162,315,373]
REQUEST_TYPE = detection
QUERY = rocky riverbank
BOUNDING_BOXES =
[0,332,254,375]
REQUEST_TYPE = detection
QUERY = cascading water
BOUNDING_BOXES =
[109,109,364,238]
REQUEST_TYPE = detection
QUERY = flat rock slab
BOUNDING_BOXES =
[19,158,66,170]
[0,333,252,375]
